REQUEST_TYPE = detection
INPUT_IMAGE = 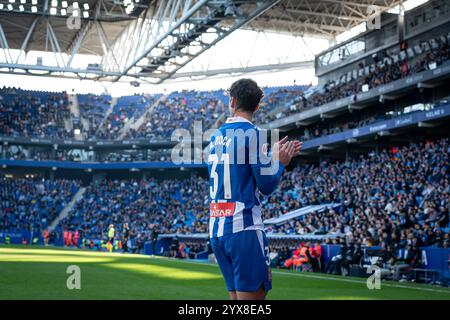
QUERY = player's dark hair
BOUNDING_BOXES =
[229,78,264,113]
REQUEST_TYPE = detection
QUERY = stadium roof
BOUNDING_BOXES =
[251,0,403,38]
[0,0,403,83]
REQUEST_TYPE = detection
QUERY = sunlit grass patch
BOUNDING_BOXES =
[103,262,221,280]
[0,253,116,264]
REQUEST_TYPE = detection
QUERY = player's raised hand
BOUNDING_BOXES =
[278,135,289,146]
[278,141,296,166]
[292,140,303,157]
[273,137,302,166]
[272,136,289,155]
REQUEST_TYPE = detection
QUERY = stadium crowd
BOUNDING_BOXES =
[264,138,450,245]
[95,94,159,140]
[0,85,309,142]
[0,87,72,139]
[1,138,448,256]
[262,32,450,122]
[0,177,80,233]
[56,176,209,252]
[77,94,113,139]
[124,90,228,140]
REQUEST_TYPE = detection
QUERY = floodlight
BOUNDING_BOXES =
[125,4,134,14]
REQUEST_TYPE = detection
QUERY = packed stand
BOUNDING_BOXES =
[0,176,81,233]
[58,176,210,250]
[278,32,450,120]
[77,94,112,139]
[263,138,450,250]
[96,94,159,140]
[0,87,72,139]
[126,90,228,140]
[253,85,310,124]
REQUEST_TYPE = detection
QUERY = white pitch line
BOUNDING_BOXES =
[271,270,450,294]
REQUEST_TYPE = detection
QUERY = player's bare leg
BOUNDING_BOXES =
[229,291,237,300]
[236,285,266,300]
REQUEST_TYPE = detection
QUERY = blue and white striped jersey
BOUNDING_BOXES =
[207,116,285,238]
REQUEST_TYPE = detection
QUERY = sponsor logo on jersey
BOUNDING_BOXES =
[210,202,236,217]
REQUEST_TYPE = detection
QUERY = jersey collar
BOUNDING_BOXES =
[225,116,254,125]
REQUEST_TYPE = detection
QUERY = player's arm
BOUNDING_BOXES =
[251,161,284,196]
[251,136,302,196]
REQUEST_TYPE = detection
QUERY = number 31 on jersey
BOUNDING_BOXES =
[208,153,232,200]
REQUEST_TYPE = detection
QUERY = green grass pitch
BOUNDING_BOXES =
[1,245,450,300]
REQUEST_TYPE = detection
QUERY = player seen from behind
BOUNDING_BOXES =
[207,78,302,300]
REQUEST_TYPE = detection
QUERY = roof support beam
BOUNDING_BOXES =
[46,19,66,68]
[0,24,13,64]
[320,0,392,10]
[162,60,314,80]
[15,17,39,64]
[284,8,367,22]
[103,0,282,83]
